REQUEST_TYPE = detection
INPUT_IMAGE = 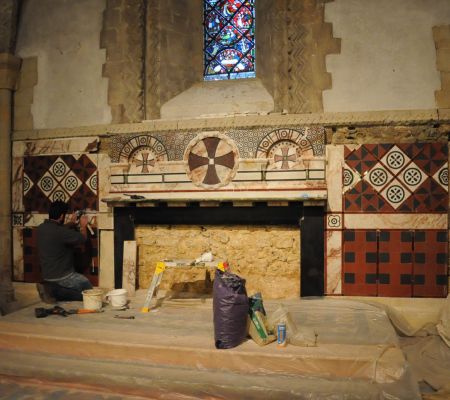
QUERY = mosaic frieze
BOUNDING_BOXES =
[108,127,326,192]
[110,126,325,162]
[23,154,98,213]
[343,143,448,212]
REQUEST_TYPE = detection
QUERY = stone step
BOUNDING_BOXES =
[0,348,385,400]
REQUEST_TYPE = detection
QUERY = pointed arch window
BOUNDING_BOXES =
[203,0,256,81]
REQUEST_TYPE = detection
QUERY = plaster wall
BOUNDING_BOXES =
[323,0,450,112]
[15,0,111,129]
[160,79,274,119]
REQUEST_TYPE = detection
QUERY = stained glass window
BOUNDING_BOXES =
[204,0,256,81]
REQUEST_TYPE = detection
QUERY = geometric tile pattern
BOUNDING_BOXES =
[344,143,448,212]
[342,229,447,298]
[23,154,98,213]
[22,226,99,285]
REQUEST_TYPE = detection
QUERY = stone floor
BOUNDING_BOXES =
[0,284,438,399]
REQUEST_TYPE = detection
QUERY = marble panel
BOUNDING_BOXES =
[326,230,342,295]
[122,240,137,297]
[326,145,344,212]
[98,153,113,213]
[24,213,46,227]
[344,213,447,230]
[12,157,24,212]
[97,212,114,230]
[13,228,24,281]
[99,230,115,290]
[12,137,99,157]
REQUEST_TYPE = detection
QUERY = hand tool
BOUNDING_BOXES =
[114,315,135,319]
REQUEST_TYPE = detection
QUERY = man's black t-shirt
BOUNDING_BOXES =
[37,220,85,281]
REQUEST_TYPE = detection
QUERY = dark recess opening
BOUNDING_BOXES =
[113,202,324,297]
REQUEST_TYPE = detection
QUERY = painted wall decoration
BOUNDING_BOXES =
[184,132,239,188]
[23,154,98,213]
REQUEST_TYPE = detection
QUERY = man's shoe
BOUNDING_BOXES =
[36,283,57,304]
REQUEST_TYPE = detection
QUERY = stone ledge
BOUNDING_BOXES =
[12,109,445,141]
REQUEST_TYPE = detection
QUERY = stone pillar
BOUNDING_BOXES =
[0,53,21,315]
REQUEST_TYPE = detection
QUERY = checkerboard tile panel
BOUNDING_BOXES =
[413,230,448,298]
[23,228,41,283]
[377,230,413,297]
[342,230,378,296]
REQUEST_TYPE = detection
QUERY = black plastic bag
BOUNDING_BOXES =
[213,269,249,349]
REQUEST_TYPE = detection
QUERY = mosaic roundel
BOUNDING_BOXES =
[439,168,448,186]
[52,161,67,178]
[256,128,314,169]
[184,132,239,189]
[387,185,405,203]
[386,151,405,169]
[118,135,168,173]
[402,167,422,186]
[343,169,354,186]
[368,168,388,187]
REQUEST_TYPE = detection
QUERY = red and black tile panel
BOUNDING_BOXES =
[413,230,448,298]
[342,229,448,298]
[377,230,413,297]
[342,229,378,296]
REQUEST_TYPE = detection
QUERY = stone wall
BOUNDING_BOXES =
[101,0,144,123]
[434,25,450,109]
[135,225,300,299]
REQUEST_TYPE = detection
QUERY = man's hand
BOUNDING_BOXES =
[79,214,89,229]
[67,212,79,224]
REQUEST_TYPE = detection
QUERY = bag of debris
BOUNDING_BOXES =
[213,269,249,349]
[267,304,317,347]
[248,293,276,346]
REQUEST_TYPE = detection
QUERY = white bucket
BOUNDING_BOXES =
[106,288,128,307]
[82,288,103,310]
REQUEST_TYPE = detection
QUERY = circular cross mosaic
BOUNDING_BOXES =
[369,168,388,187]
[129,147,156,174]
[268,141,302,170]
[118,135,168,173]
[184,132,239,189]
[386,151,405,169]
[255,128,315,169]
[387,185,405,203]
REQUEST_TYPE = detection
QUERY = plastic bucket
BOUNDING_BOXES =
[82,288,103,310]
[106,288,128,307]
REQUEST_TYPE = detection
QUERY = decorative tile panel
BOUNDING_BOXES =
[377,230,413,297]
[344,143,448,213]
[342,229,378,296]
[413,230,448,297]
[23,154,98,213]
